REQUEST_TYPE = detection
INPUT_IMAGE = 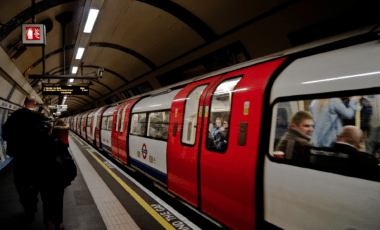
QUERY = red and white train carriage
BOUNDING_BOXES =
[68,30,380,230]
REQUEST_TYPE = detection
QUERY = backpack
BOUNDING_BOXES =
[54,140,77,187]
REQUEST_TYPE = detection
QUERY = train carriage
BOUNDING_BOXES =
[67,32,380,230]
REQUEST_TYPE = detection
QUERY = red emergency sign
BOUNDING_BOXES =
[25,27,41,40]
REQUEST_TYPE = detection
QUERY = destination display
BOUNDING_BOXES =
[42,85,89,95]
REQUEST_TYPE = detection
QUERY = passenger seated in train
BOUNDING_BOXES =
[330,126,378,175]
[207,117,229,151]
[275,111,314,162]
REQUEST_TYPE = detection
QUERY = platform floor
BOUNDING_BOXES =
[0,132,208,230]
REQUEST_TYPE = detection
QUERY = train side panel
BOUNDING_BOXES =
[101,106,117,154]
[265,41,380,229]
[128,89,181,185]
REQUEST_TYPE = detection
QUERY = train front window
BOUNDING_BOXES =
[181,85,207,146]
[270,94,380,180]
[206,77,242,153]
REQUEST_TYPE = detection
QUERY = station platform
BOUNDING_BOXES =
[0,132,219,230]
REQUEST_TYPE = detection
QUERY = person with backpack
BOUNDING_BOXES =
[2,96,57,225]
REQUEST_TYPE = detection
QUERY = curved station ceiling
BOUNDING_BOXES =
[0,0,377,116]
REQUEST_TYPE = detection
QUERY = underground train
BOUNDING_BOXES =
[67,31,380,230]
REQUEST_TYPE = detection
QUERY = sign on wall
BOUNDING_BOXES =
[22,24,46,46]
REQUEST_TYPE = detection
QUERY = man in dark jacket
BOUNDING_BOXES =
[331,125,378,177]
[2,96,55,219]
[275,111,314,162]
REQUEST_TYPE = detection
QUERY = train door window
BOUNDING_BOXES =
[270,94,380,180]
[181,85,208,145]
[147,111,170,140]
[120,103,130,133]
[107,116,113,131]
[87,115,92,127]
[101,116,108,130]
[206,77,242,152]
[130,113,147,136]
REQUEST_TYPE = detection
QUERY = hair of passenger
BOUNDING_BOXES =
[215,117,223,123]
[337,125,362,146]
[291,111,313,126]
[24,95,37,107]
[55,118,66,126]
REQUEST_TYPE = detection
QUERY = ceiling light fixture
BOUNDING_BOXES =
[75,47,85,59]
[84,9,99,33]
[69,78,74,82]
[72,66,78,74]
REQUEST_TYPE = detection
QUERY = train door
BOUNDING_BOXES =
[198,58,287,229]
[167,75,222,207]
[116,98,139,164]
[82,111,90,139]
[86,111,95,141]
[91,107,104,145]
[95,106,109,148]
[111,103,127,158]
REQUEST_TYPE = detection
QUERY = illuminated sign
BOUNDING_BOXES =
[42,85,89,95]
[22,24,46,45]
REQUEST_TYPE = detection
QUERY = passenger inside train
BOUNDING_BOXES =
[271,93,380,178]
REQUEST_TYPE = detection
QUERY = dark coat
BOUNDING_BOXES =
[2,108,57,185]
[275,129,312,162]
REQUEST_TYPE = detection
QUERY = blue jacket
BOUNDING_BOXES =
[310,98,359,147]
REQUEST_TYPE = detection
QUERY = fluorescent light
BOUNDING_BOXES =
[75,48,85,59]
[302,71,380,84]
[84,9,99,33]
[69,78,74,83]
[71,66,78,74]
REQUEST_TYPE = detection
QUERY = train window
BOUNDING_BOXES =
[270,94,380,179]
[206,77,242,153]
[101,116,108,130]
[120,103,130,133]
[181,85,208,146]
[147,111,170,140]
[116,104,127,133]
[107,116,113,130]
[130,113,147,136]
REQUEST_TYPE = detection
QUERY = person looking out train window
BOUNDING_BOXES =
[309,96,361,147]
[275,111,314,162]
[211,117,223,138]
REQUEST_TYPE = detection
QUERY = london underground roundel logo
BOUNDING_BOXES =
[142,143,147,159]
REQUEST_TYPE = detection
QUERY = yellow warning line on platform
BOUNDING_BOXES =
[70,134,83,145]
[85,149,175,230]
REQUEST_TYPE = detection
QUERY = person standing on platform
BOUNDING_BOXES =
[2,96,56,223]
[49,118,71,230]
